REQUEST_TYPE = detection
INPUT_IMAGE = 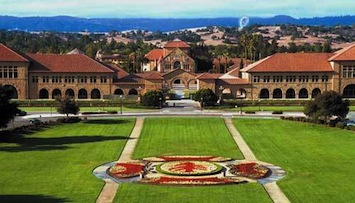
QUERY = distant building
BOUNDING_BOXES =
[1,40,355,100]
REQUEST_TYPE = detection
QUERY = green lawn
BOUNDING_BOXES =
[20,106,156,113]
[0,118,135,202]
[133,118,243,159]
[115,118,271,203]
[234,119,355,203]
[225,105,355,112]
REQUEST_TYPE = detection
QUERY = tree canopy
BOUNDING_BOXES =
[141,90,163,107]
[56,96,80,117]
[194,88,218,106]
[304,91,349,121]
[0,86,19,128]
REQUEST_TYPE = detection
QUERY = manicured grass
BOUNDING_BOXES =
[234,119,355,203]
[0,119,135,202]
[20,106,156,113]
[133,118,243,159]
[115,118,271,203]
[115,183,271,203]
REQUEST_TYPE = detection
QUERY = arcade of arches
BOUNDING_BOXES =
[258,88,324,99]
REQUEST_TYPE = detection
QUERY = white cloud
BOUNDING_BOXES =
[0,0,353,18]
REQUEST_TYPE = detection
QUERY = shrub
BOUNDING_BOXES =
[335,122,345,129]
[245,111,256,114]
[141,90,164,107]
[194,88,218,106]
[57,117,81,123]
[272,111,283,115]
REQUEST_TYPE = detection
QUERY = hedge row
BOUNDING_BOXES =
[281,116,355,131]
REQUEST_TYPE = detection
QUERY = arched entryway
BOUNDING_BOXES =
[91,89,101,99]
[273,89,282,99]
[259,89,269,99]
[174,61,181,69]
[128,89,138,95]
[65,89,75,98]
[299,88,309,99]
[52,89,62,99]
[236,89,246,98]
[286,88,296,99]
[312,88,321,98]
[78,89,88,99]
[114,89,124,95]
[3,85,18,99]
[343,85,355,98]
[39,89,49,99]
[172,78,185,98]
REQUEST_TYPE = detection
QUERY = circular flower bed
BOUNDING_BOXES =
[228,162,270,179]
[156,161,223,176]
[107,162,144,179]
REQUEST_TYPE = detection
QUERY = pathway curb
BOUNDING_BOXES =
[96,117,145,203]
[224,118,290,203]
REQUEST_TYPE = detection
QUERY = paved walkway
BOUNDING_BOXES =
[224,118,290,203]
[96,117,145,203]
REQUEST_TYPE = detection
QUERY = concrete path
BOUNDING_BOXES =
[224,118,290,203]
[96,117,145,203]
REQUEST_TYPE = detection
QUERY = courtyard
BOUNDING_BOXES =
[0,116,355,203]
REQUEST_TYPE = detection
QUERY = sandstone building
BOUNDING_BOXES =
[0,40,355,101]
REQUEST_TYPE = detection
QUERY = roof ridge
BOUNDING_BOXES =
[0,43,29,62]
[328,43,355,61]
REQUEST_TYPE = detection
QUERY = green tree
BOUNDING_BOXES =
[194,88,218,106]
[0,86,19,128]
[141,90,164,107]
[304,91,349,122]
[56,96,80,117]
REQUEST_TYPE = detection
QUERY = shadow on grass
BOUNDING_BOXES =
[0,134,130,152]
[0,195,70,203]
[84,119,131,125]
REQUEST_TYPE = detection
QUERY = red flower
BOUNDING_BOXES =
[108,163,144,178]
[140,176,246,185]
[169,162,207,173]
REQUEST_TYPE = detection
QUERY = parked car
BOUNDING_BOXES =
[29,118,43,125]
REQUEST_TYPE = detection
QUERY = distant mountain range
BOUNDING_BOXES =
[0,15,354,32]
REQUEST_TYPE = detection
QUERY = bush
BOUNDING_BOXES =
[272,111,283,115]
[194,88,218,106]
[57,117,82,123]
[141,90,163,107]
[335,122,345,129]
[245,111,256,114]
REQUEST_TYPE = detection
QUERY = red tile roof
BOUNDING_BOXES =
[244,53,334,73]
[27,53,114,73]
[145,49,164,61]
[136,71,163,80]
[196,73,222,80]
[0,43,29,62]
[164,39,190,48]
[328,43,355,61]
[106,64,129,78]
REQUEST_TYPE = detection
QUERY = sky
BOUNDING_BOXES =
[0,0,354,18]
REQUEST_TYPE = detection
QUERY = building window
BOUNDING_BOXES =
[3,67,8,78]
[90,76,97,83]
[312,75,319,82]
[100,76,107,83]
[78,76,87,83]
[253,76,260,83]
[273,76,283,83]
[342,66,355,78]
[286,76,296,82]
[32,76,39,83]
[8,66,13,78]
[263,76,270,83]
[42,76,50,83]
[322,75,329,82]
[183,64,190,70]
[299,75,309,82]
[165,64,171,70]
[65,76,75,83]
[52,76,62,83]
[14,67,18,78]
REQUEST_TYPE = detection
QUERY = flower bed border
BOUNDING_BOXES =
[156,161,223,176]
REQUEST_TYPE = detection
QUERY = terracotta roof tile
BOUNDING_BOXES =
[328,43,355,61]
[164,39,190,48]
[136,71,163,80]
[145,49,164,61]
[0,43,29,62]
[244,53,334,73]
[27,53,114,73]
[196,73,222,79]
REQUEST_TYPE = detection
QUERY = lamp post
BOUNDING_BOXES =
[138,86,142,103]
[159,97,162,109]
[120,95,123,114]
[201,97,204,111]
[219,86,224,105]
